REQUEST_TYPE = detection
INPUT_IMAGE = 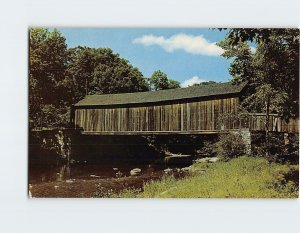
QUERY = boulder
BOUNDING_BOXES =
[197,157,219,163]
[208,157,219,163]
[130,168,141,176]
[164,168,173,173]
[197,157,210,163]
[180,167,191,172]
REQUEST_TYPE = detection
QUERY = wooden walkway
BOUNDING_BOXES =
[81,130,230,135]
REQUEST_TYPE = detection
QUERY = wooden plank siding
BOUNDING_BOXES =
[74,96,299,133]
[72,81,298,134]
[236,114,299,133]
[74,97,239,133]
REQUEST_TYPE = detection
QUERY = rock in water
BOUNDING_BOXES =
[164,168,173,173]
[130,168,141,176]
[66,179,74,183]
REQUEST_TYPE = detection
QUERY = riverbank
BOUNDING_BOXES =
[113,156,299,198]
[29,173,163,198]
[29,156,298,198]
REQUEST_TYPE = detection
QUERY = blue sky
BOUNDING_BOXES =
[58,28,232,87]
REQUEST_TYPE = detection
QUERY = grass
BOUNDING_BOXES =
[115,156,299,198]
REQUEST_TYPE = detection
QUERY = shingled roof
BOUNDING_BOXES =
[75,82,246,107]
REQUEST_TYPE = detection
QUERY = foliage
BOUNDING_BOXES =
[145,135,215,156]
[148,70,180,91]
[218,28,299,120]
[192,81,217,86]
[196,140,216,158]
[214,133,246,161]
[67,47,149,102]
[168,79,181,89]
[217,106,251,130]
[29,28,150,128]
[149,70,169,90]
[252,132,299,163]
[284,133,299,161]
[218,29,299,157]
[29,28,70,128]
[120,157,298,198]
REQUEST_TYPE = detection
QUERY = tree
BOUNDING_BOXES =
[29,28,69,128]
[218,28,299,119]
[149,70,180,91]
[218,28,299,157]
[29,28,150,129]
[168,79,181,89]
[67,47,149,100]
[149,70,169,90]
[66,46,96,102]
[92,51,149,94]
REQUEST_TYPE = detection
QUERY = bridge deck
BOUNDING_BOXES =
[81,130,234,135]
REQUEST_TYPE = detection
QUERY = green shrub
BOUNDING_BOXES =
[284,133,299,164]
[252,133,299,163]
[196,140,216,158]
[214,133,246,161]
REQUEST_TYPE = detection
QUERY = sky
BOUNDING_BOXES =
[58,28,232,87]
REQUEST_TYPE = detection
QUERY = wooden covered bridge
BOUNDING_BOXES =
[73,82,298,135]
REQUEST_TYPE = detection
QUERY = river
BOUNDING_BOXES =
[28,156,191,197]
[29,160,168,184]
[28,132,195,197]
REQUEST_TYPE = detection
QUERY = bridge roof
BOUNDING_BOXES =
[75,82,246,107]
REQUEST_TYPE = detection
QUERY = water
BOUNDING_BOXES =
[28,133,196,197]
[28,160,167,185]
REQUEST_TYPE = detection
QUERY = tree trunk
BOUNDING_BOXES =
[265,99,270,158]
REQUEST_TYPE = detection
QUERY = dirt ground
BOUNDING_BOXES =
[29,174,161,198]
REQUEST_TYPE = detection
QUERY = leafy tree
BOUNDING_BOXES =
[66,46,96,102]
[149,70,180,90]
[218,28,299,119]
[92,51,149,94]
[67,47,149,100]
[149,70,169,90]
[218,28,299,157]
[168,79,181,89]
[29,28,150,129]
[29,28,69,128]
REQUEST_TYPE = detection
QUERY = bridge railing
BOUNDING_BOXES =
[220,113,299,133]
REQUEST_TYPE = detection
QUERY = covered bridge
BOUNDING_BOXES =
[73,82,298,135]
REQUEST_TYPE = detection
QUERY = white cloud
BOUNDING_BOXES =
[181,76,207,88]
[133,34,224,56]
